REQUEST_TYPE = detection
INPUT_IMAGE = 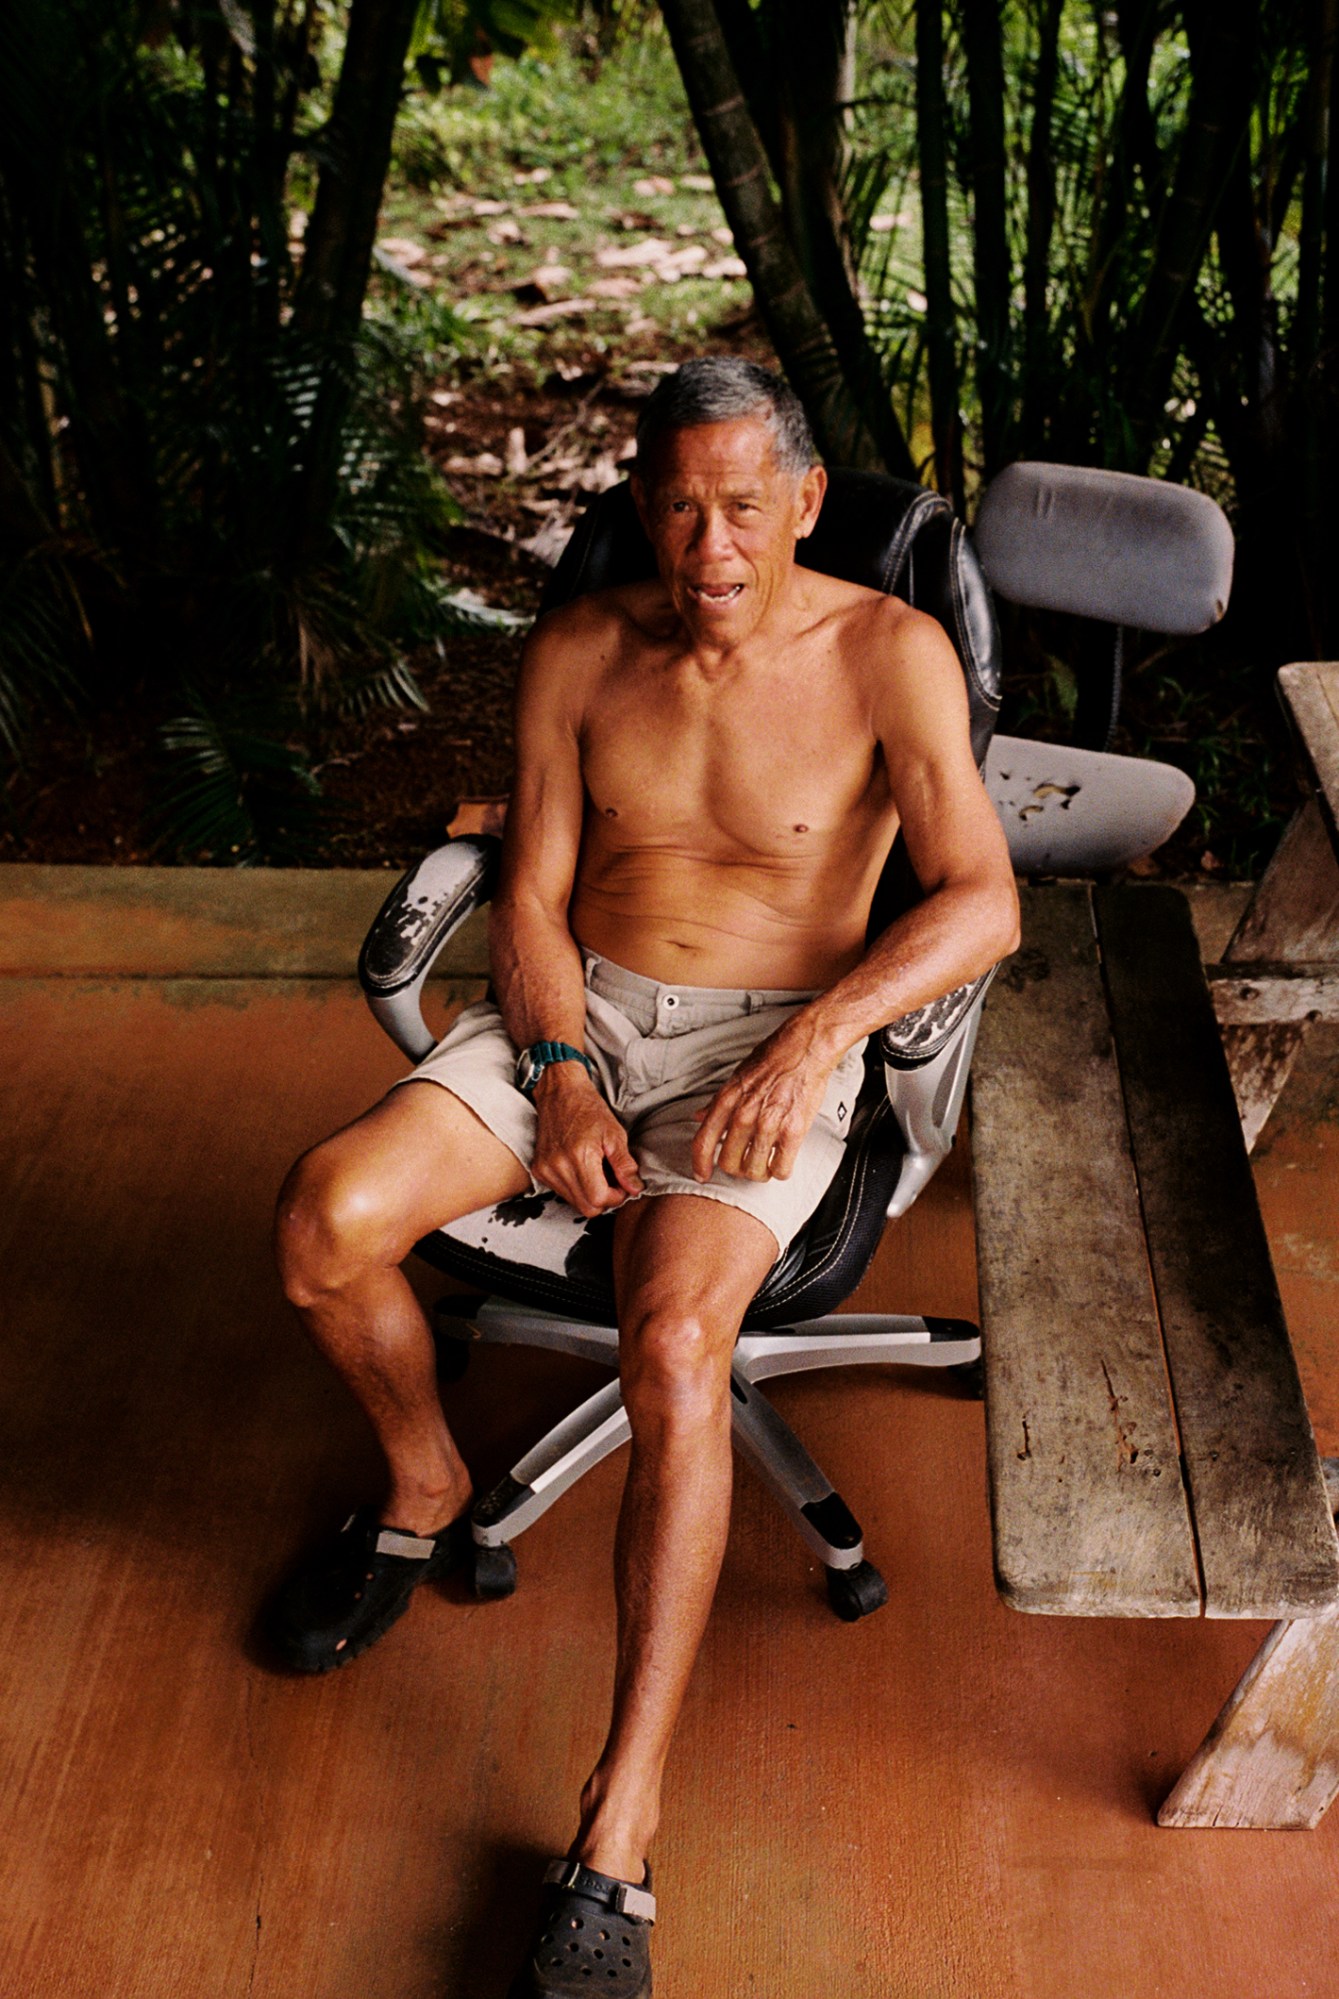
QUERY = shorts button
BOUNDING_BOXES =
[663,994,678,1009]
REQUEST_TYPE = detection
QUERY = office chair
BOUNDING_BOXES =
[357,469,1004,1623]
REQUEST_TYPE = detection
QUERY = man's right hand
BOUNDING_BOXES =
[531,1064,643,1218]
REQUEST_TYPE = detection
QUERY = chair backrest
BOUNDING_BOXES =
[973,461,1233,636]
[538,470,1005,937]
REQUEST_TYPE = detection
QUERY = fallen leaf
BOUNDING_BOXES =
[633,174,676,196]
[589,275,642,299]
[513,297,597,327]
[377,236,426,265]
[869,210,911,232]
[521,200,580,220]
[487,218,524,246]
[373,244,432,288]
[514,263,572,303]
[513,165,551,184]
[429,388,461,408]
[504,426,528,475]
[680,173,716,193]
[288,210,307,240]
[596,237,674,269]
[520,517,576,567]
[471,198,511,216]
[443,451,504,476]
[710,226,734,247]
[703,255,747,280]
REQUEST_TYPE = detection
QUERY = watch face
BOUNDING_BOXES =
[516,1048,539,1093]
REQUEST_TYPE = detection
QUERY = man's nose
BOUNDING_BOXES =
[690,509,733,558]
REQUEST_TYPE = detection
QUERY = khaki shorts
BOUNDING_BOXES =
[394,950,867,1261]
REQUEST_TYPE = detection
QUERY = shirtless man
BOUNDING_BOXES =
[269,357,1018,1998]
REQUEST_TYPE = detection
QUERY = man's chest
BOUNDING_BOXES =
[578,665,883,855]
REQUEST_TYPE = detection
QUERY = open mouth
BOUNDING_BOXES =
[687,583,744,606]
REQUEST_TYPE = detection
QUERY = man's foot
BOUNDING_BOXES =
[507,1860,654,1999]
[265,1504,469,1673]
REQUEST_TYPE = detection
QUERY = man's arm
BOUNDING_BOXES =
[693,605,1019,1184]
[490,606,643,1217]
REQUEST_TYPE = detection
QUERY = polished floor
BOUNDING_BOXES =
[2,940,1337,1999]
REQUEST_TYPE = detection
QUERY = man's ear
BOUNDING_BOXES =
[794,463,827,540]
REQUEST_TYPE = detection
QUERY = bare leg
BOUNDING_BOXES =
[274,1081,530,1535]
[574,1195,777,1880]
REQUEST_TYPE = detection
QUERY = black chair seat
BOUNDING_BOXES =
[414,1052,906,1332]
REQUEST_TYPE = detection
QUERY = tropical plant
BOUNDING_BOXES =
[660,0,1339,674]
[0,0,505,860]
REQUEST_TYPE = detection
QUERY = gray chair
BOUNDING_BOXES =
[354,460,1234,1622]
[976,461,1233,874]
[358,469,1001,1623]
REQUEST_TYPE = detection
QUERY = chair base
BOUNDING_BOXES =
[434,1297,980,1619]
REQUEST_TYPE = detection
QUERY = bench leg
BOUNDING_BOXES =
[1159,1603,1339,1828]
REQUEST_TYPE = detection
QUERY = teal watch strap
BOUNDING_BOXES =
[517,1040,599,1098]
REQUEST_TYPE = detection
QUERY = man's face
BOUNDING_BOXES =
[632,416,826,646]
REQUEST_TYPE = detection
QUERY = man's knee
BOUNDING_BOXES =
[620,1301,735,1439]
[274,1143,401,1308]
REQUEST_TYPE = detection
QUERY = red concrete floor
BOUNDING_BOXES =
[1,964,1337,1999]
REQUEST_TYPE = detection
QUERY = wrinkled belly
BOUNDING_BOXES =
[570,851,869,990]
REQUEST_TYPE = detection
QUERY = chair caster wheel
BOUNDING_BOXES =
[949,1357,984,1399]
[826,1559,888,1622]
[473,1544,517,1600]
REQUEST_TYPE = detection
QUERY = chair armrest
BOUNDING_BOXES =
[879,967,996,1069]
[358,836,501,1061]
[880,968,997,1218]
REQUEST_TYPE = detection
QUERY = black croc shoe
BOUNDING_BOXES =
[508,1859,655,1999]
[265,1504,469,1673]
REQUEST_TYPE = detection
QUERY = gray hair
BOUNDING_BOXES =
[634,357,818,481]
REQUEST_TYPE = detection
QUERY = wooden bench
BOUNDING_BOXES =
[971,879,1339,1828]
[1210,660,1339,1149]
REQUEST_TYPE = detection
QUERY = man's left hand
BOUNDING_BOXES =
[691,1016,836,1184]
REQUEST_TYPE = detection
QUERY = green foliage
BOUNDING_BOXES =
[0,0,478,861]
[156,696,325,865]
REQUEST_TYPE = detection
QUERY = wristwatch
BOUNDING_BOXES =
[515,1040,599,1098]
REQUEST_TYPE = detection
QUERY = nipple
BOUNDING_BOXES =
[793,823,809,834]
[605,806,619,818]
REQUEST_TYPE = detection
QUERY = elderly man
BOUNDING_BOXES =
[270,355,1017,1997]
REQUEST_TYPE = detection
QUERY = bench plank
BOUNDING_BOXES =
[1093,886,1339,1618]
[1279,661,1339,842]
[971,886,1201,1615]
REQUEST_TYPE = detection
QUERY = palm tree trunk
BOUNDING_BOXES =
[959,0,1012,478]
[915,0,962,506]
[291,0,419,350]
[1021,0,1063,457]
[659,0,915,476]
[289,0,419,557]
[1128,0,1258,452]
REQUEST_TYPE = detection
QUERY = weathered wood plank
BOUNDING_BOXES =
[1224,796,1339,966]
[1209,965,1339,1024]
[1094,886,1339,1618]
[971,885,1201,1616]
[1218,1023,1309,1153]
[1279,662,1339,840]
[1158,1606,1339,1828]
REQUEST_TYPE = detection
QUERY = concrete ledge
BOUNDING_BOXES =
[0,864,1251,981]
[0,865,490,978]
